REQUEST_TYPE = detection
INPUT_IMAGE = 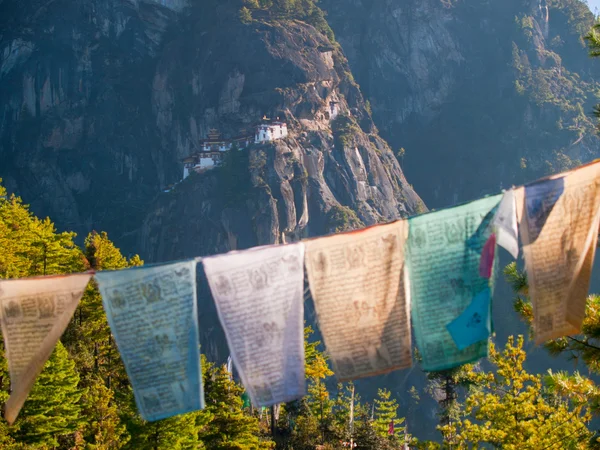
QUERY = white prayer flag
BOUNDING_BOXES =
[0,272,92,424]
[95,260,203,421]
[493,189,519,259]
[203,243,306,407]
[305,221,412,380]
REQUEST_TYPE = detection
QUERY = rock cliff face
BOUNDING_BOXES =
[321,0,600,207]
[140,8,422,261]
[0,0,422,252]
[0,0,184,241]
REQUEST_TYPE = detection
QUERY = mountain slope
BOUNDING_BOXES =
[0,0,422,252]
[321,0,600,207]
[140,4,423,261]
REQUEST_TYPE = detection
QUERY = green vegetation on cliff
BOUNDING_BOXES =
[240,0,334,41]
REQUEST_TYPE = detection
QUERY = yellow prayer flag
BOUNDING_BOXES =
[305,221,412,381]
[517,161,600,343]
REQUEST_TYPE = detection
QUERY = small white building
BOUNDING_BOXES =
[182,152,223,179]
[255,120,288,143]
[329,101,339,120]
[182,128,254,180]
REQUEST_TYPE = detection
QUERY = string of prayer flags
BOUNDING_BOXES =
[407,194,501,372]
[516,161,600,343]
[493,189,519,258]
[95,260,203,421]
[0,272,93,424]
[203,243,306,407]
[4,160,600,426]
[305,221,412,381]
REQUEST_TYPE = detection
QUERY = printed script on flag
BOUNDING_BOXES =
[305,221,412,381]
[203,243,306,407]
[516,161,600,343]
[96,260,203,421]
[0,272,92,424]
[407,194,501,372]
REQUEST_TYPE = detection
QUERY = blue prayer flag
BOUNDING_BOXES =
[96,260,203,421]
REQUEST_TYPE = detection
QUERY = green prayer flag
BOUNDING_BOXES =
[406,195,501,371]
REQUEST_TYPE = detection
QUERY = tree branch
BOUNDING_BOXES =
[566,336,600,352]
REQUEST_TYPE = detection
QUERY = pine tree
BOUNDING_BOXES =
[303,326,334,444]
[442,336,592,449]
[352,409,395,450]
[199,357,273,449]
[239,6,253,24]
[79,375,130,449]
[12,341,84,447]
[0,183,84,279]
[331,383,355,442]
[373,388,405,445]
[424,365,473,446]
[505,262,600,414]
[126,410,204,450]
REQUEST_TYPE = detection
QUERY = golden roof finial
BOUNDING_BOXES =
[208,128,221,140]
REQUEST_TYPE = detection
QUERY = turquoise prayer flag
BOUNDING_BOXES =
[446,288,492,351]
[95,260,204,421]
[407,195,501,371]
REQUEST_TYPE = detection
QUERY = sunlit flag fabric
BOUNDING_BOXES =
[203,243,306,407]
[516,161,600,343]
[493,189,519,259]
[95,260,203,421]
[305,221,412,381]
[406,194,501,371]
[0,272,93,424]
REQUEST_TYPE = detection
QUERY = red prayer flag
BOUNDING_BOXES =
[479,233,496,279]
[388,419,394,435]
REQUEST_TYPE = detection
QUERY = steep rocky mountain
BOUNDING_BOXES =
[321,0,600,208]
[0,0,422,251]
[140,8,423,261]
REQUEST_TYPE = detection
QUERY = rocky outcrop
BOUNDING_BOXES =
[140,9,423,261]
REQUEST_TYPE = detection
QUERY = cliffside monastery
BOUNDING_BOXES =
[182,119,288,180]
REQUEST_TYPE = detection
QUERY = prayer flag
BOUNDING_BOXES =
[493,189,519,258]
[479,234,496,279]
[516,161,600,343]
[203,243,306,407]
[0,272,92,424]
[407,194,501,371]
[226,355,233,376]
[95,260,203,421]
[446,287,492,351]
[305,221,412,381]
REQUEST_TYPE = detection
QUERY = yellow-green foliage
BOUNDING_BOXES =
[441,336,592,449]
[0,179,84,278]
